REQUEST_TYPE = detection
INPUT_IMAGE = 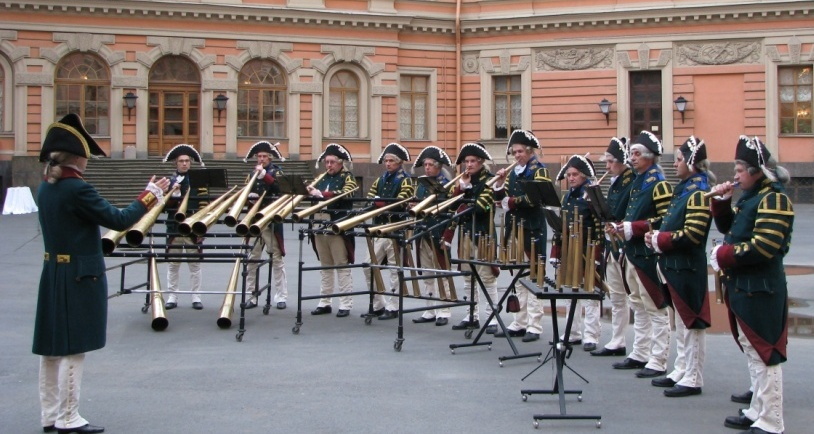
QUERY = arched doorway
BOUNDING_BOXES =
[148,56,200,157]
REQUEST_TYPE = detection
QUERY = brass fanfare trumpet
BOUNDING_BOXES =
[292,187,359,223]
[408,172,465,217]
[330,197,412,234]
[217,258,242,329]
[234,191,267,237]
[178,186,239,236]
[223,171,260,227]
[485,161,518,188]
[148,256,168,331]
[125,186,178,247]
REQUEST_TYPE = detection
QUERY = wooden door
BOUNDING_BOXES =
[148,87,200,157]
[630,71,662,140]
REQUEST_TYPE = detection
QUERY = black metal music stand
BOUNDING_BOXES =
[416,175,448,195]
[518,278,604,428]
[276,174,310,195]
[188,168,228,189]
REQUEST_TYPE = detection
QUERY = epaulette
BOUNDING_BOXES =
[533,166,550,181]
[648,168,659,175]
[686,190,709,209]
[652,181,672,200]
[686,184,698,191]
[759,192,794,216]
[645,176,656,183]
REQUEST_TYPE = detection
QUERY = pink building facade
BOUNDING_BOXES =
[1,1,813,199]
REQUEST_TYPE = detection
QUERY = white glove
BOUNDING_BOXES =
[248,192,259,200]
[649,230,662,253]
[171,189,182,198]
[310,189,324,199]
[622,221,633,241]
[492,180,505,191]
[501,196,511,211]
[255,167,266,178]
[145,181,164,202]
[459,179,472,190]
[710,244,722,272]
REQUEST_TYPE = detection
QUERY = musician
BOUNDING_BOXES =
[592,137,635,357]
[243,141,288,310]
[442,143,498,331]
[363,143,414,319]
[162,144,205,310]
[645,136,713,397]
[410,146,454,326]
[34,114,169,434]
[550,154,604,350]
[709,136,792,434]
[307,143,358,318]
[607,131,673,378]
[492,130,550,342]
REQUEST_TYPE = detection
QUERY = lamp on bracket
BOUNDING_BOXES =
[674,96,688,124]
[598,98,612,125]
[213,93,229,122]
[123,92,138,121]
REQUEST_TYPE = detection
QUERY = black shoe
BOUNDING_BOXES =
[583,343,597,352]
[548,339,582,346]
[651,377,677,388]
[724,414,755,430]
[412,316,436,324]
[165,301,177,310]
[360,308,385,318]
[336,309,350,318]
[731,390,753,404]
[484,325,498,334]
[495,328,526,338]
[311,306,332,315]
[522,332,541,342]
[276,301,286,310]
[636,368,666,378]
[378,310,398,320]
[192,302,203,310]
[451,320,480,330]
[613,358,647,370]
[664,385,702,397]
[435,317,448,326]
[244,299,258,309]
[57,424,105,434]
[43,426,56,433]
[591,346,626,356]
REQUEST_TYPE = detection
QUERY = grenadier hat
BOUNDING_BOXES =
[604,137,629,163]
[413,146,452,170]
[377,142,410,164]
[39,113,106,162]
[506,129,540,154]
[630,131,663,156]
[679,136,706,167]
[735,135,771,170]
[556,154,596,181]
[316,143,353,169]
[455,142,493,165]
[244,141,285,163]
[163,144,204,166]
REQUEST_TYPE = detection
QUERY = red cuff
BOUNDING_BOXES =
[263,173,275,184]
[717,244,737,269]
[374,200,386,208]
[656,231,673,252]
[137,191,158,209]
[710,196,732,218]
[594,245,604,261]
[630,220,650,238]
[455,203,468,214]
[442,229,455,244]
[453,186,463,195]
[322,190,335,199]
[508,196,518,211]
[550,244,561,260]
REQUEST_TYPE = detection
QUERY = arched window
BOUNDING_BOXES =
[237,59,287,138]
[328,70,359,138]
[147,56,201,157]
[55,52,110,135]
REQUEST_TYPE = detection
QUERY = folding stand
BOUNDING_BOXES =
[517,278,604,428]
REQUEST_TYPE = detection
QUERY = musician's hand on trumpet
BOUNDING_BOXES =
[254,164,267,178]
[706,181,737,200]
[306,185,323,199]
[492,166,510,189]
[458,169,472,190]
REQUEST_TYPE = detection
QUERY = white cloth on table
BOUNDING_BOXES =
[3,186,39,215]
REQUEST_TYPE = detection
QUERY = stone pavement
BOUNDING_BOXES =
[1,208,812,434]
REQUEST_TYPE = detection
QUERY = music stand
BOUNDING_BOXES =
[521,180,563,236]
[188,168,228,190]
[276,174,310,195]
[416,175,447,195]
[583,185,615,222]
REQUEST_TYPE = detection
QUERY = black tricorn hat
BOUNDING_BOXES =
[316,143,353,169]
[455,142,493,165]
[556,154,596,181]
[735,135,771,170]
[604,137,629,163]
[377,143,410,164]
[679,136,707,167]
[244,141,285,163]
[506,129,540,154]
[39,113,106,162]
[630,131,663,156]
[163,144,204,166]
[413,146,452,170]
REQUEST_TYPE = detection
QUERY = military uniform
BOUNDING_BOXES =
[414,171,453,322]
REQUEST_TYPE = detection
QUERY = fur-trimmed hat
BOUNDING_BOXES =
[39,113,106,162]
[604,137,629,163]
[316,143,353,169]
[506,129,540,154]
[735,135,771,170]
[455,142,493,165]
[556,154,596,181]
[164,144,204,166]
[630,131,663,156]
[678,136,706,167]
[413,146,452,171]
[377,142,410,164]
[244,141,285,163]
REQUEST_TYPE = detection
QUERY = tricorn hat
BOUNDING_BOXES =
[244,141,285,163]
[413,146,452,170]
[377,142,410,164]
[39,113,106,162]
[630,131,663,156]
[316,143,353,169]
[455,142,493,165]
[506,129,540,155]
[604,137,629,163]
[556,154,596,181]
[163,144,204,166]
[735,135,771,170]
[678,136,706,167]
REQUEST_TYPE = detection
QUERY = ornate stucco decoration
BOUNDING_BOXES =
[139,36,215,70]
[462,54,479,75]
[312,45,384,78]
[226,41,301,74]
[476,50,530,75]
[534,47,613,71]
[41,33,123,67]
[677,41,761,66]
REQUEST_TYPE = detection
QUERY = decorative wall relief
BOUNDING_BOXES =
[534,47,613,71]
[677,41,761,66]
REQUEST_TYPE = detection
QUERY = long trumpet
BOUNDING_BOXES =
[125,187,177,247]
[485,161,518,187]
[173,189,191,222]
[189,189,240,236]
[269,172,328,223]
[330,197,412,234]
[148,256,168,331]
[408,173,465,217]
[217,258,242,329]
[235,191,266,237]
[292,187,359,223]
[223,171,260,227]
[419,193,465,218]
[101,229,126,255]
[366,219,416,236]
[178,186,238,236]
